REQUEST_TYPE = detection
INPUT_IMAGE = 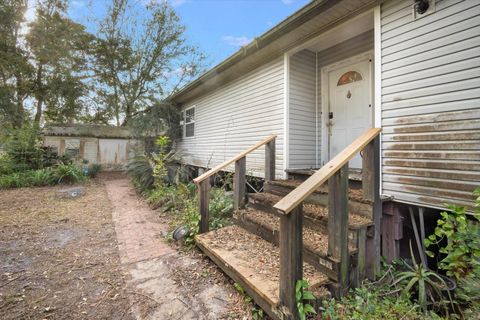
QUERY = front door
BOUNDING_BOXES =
[327,58,372,169]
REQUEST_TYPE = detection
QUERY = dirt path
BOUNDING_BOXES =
[0,179,135,320]
[104,174,243,320]
[0,174,248,319]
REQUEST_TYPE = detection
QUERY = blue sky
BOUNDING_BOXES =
[63,0,310,69]
[169,0,310,67]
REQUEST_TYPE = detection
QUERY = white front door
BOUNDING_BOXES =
[327,59,372,169]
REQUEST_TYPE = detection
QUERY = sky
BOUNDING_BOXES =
[58,0,311,69]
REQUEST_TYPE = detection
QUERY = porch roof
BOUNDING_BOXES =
[169,0,379,105]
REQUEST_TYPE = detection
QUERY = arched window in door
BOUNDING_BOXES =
[337,71,363,86]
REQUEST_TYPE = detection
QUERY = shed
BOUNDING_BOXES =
[43,124,145,170]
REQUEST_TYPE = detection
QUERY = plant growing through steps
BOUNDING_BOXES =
[296,279,317,320]
[233,283,264,320]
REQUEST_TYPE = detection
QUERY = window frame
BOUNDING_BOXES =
[184,106,195,138]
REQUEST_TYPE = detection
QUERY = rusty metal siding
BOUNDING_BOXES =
[381,0,480,209]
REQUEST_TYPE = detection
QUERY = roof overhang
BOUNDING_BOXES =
[169,0,380,105]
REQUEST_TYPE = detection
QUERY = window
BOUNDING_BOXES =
[65,139,80,157]
[184,107,195,138]
[337,70,363,86]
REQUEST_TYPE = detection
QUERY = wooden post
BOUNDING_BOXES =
[265,138,276,182]
[363,136,381,278]
[328,163,349,294]
[279,204,303,320]
[234,156,246,210]
[355,227,367,287]
[198,179,210,234]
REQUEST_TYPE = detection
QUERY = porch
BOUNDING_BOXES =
[285,10,375,176]
[194,129,382,320]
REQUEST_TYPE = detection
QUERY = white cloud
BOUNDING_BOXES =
[222,35,252,47]
[281,0,295,4]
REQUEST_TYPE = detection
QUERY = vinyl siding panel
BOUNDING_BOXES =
[289,50,317,168]
[176,58,285,179]
[380,0,480,209]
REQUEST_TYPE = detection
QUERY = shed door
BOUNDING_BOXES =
[328,60,371,169]
[98,139,127,165]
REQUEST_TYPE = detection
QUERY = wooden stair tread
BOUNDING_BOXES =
[266,179,370,204]
[248,192,373,228]
[235,208,357,256]
[195,225,329,310]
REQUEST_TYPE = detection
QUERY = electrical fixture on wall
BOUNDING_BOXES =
[412,0,435,20]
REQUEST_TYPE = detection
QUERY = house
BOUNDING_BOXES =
[169,0,480,319]
[43,124,145,170]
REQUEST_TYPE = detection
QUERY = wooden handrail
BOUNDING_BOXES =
[193,135,277,184]
[273,128,381,215]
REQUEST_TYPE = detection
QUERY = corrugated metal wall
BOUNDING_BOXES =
[176,58,285,179]
[289,50,317,169]
[381,0,480,208]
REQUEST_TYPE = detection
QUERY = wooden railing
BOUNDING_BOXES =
[273,128,381,317]
[194,135,277,233]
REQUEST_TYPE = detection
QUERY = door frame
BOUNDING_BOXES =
[320,50,374,165]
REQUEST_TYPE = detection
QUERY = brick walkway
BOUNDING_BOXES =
[103,175,231,319]
[104,177,174,264]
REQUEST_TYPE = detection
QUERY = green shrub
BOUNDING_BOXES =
[86,164,102,178]
[320,286,445,320]
[424,189,480,280]
[209,188,233,230]
[30,168,53,186]
[127,155,154,193]
[49,163,86,184]
[2,125,44,172]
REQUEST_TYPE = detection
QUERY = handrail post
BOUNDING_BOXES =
[327,163,349,296]
[198,179,210,234]
[234,156,246,210]
[363,135,381,279]
[279,203,303,319]
[265,138,276,182]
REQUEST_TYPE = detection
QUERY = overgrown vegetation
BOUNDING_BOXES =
[127,135,233,245]
[295,279,317,320]
[233,283,264,320]
[319,188,480,320]
[0,125,98,189]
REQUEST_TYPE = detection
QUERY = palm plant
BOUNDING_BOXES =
[393,242,453,313]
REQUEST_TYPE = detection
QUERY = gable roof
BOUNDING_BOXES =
[169,0,378,104]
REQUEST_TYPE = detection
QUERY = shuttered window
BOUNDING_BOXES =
[184,107,195,138]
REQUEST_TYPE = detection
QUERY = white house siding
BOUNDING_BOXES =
[380,0,480,209]
[289,50,317,169]
[316,30,374,165]
[176,57,285,179]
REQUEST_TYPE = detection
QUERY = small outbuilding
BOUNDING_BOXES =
[43,124,145,170]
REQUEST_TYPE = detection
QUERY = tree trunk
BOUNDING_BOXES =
[34,64,44,124]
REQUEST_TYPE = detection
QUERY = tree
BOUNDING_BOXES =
[26,0,95,125]
[0,0,31,129]
[94,0,203,126]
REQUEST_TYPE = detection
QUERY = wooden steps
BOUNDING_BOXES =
[234,207,357,280]
[264,179,373,217]
[247,192,373,230]
[195,225,330,320]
